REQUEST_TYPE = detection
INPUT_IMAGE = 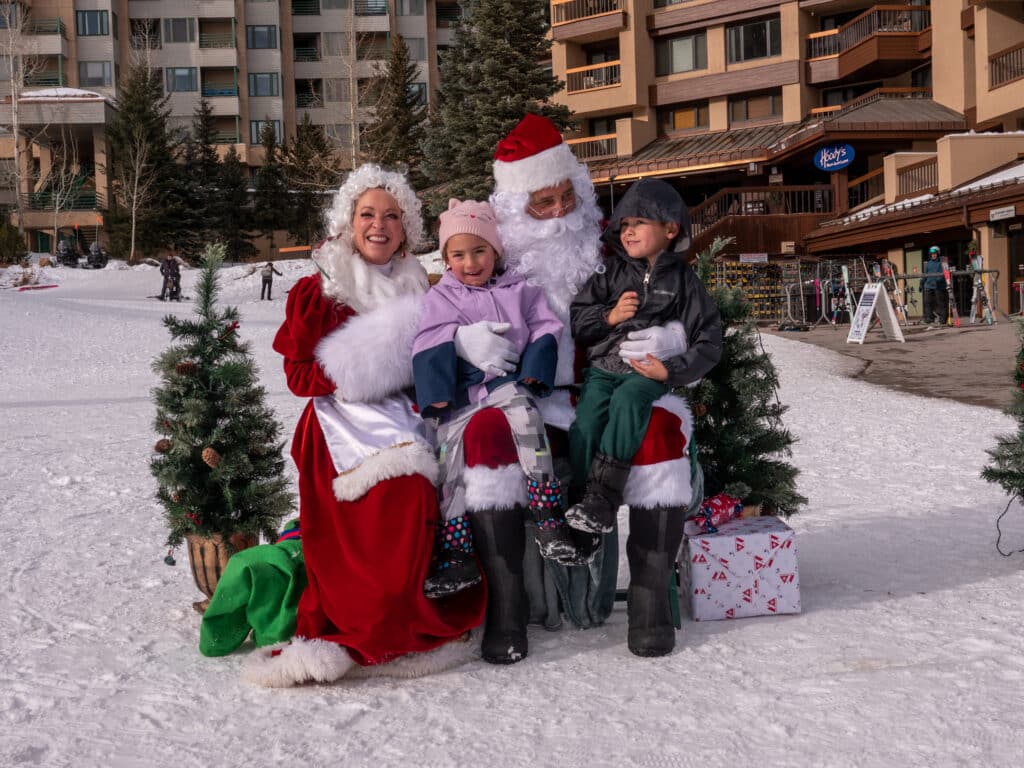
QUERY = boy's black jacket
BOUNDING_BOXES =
[570,249,722,389]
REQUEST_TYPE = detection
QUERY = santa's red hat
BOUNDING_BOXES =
[492,113,582,195]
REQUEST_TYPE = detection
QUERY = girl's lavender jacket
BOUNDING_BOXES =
[412,270,563,415]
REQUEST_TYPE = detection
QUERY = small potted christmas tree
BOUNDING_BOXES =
[151,243,294,612]
[982,322,1024,555]
[689,236,806,516]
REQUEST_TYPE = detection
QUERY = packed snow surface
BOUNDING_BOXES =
[2,262,1023,767]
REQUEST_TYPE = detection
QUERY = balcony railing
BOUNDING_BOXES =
[212,131,241,144]
[806,5,931,60]
[566,133,617,161]
[990,41,1024,89]
[199,32,235,49]
[293,0,320,14]
[897,157,937,200]
[565,60,621,93]
[355,0,388,15]
[296,93,323,108]
[24,73,64,87]
[22,190,105,211]
[690,186,834,240]
[436,3,461,27]
[202,84,239,97]
[294,46,320,62]
[847,167,884,209]
[130,34,160,50]
[25,18,67,37]
[551,0,621,26]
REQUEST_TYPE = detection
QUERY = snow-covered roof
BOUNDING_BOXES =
[19,87,107,103]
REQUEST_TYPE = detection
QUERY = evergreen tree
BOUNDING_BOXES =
[689,236,806,516]
[217,145,257,262]
[362,34,426,186]
[172,99,222,258]
[281,113,340,247]
[420,0,571,211]
[252,121,288,250]
[106,63,177,262]
[982,324,1024,499]
[150,243,294,550]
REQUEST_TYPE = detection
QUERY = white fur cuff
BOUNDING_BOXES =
[333,442,439,502]
[463,464,529,512]
[241,638,355,688]
[623,456,692,509]
[316,293,423,403]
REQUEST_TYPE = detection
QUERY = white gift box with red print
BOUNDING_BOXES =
[680,516,801,621]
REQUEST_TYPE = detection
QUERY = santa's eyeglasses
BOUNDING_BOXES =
[526,187,578,220]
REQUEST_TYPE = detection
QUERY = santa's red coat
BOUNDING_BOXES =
[273,275,484,665]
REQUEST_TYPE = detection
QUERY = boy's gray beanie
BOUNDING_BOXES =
[602,178,692,255]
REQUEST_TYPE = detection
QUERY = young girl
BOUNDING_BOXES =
[413,198,589,599]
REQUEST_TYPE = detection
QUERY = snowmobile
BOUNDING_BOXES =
[56,241,79,268]
[85,242,108,270]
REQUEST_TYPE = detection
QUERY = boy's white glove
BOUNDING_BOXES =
[618,321,688,361]
[454,321,519,376]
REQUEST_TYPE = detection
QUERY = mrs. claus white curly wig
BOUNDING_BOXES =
[323,164,425,251]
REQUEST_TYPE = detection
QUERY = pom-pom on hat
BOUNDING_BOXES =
[438,199,503,256]
[492,113,582,195]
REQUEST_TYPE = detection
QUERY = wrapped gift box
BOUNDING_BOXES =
[680,516,801,621]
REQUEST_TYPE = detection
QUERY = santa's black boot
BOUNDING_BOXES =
[626,505,685,657]
[423,516,482,599]
[527,478,594,566]
[468,507,528,664]
[565,453,632,534]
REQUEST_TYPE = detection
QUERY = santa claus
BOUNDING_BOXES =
[452,114,698,660]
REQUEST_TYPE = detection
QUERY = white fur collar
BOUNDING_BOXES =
[315,237,428,314]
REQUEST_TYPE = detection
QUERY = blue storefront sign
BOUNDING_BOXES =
[814,144,855,172]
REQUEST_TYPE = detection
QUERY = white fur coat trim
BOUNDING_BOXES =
[240,637,354,688]
[623,455,692,509]
[349,628,482,680]
[463,464,529,512]
[318,240,428,315]
[315,292,423,403]
[650,394,694,445]
[332,441,439,502]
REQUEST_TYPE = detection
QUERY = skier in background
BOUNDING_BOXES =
[920,245,947,326]
[260,261,283,300]
[159,253,181,302]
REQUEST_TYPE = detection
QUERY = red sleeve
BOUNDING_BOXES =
[272,274,355,397]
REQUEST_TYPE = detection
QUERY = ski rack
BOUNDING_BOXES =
[888,268,1009,323]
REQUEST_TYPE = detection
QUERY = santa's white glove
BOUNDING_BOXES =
[454,321,519,377]
[619,321,688,362]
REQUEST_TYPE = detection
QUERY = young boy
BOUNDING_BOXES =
[567,178,722,536]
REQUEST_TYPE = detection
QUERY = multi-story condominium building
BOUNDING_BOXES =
[0,0,454,254]
[551,0,1024,315]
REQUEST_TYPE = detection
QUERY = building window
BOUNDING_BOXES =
[659,102,709,133]
[911,64,931,89]
[79,61,112,87]
[322,0,351,7]
[165,67,198,93]
[248,72,280,97]
[246,25,277,49]
[324,32,348,56]
[405,37,426,61]
[823,82,879,107]
[356,34,388,60]
[163,18,196,44]
[589,113,629,135]
[729,90,782,123]
[727,17,781,64]
[112,12,118,40]
[655,32,707,77]
[325,79,351,101]
[251,120,282,144]
[324,123,352,145]
[407,82,427,106]
[397,0,425,14]
[76,10,109,36]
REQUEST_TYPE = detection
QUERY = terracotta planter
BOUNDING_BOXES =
[185,532,258,614]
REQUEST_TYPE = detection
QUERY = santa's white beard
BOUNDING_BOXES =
[491,190,603,318]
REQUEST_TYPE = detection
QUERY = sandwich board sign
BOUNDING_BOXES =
[847,283,905,344]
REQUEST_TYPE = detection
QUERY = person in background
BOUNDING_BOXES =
[920,245,947,326]
[261,260,283,300]
[160,253,181,302]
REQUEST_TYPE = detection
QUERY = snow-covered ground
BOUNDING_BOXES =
[2,262,1023,768]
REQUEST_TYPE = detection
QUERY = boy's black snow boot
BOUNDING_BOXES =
[626,505,685,657]
[468,507,528,664]
[424,516,481,599]
[527,478,595,566]
[565,453,631,534]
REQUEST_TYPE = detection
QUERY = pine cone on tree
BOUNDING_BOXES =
[154,438,172,453]
[202,447,222,468]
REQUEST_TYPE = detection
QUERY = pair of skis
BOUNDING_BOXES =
[968,253,994,325]
[941,257,961,328]
[881,259,909,326]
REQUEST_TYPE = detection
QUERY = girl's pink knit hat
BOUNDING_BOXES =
[438,198,503,256]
